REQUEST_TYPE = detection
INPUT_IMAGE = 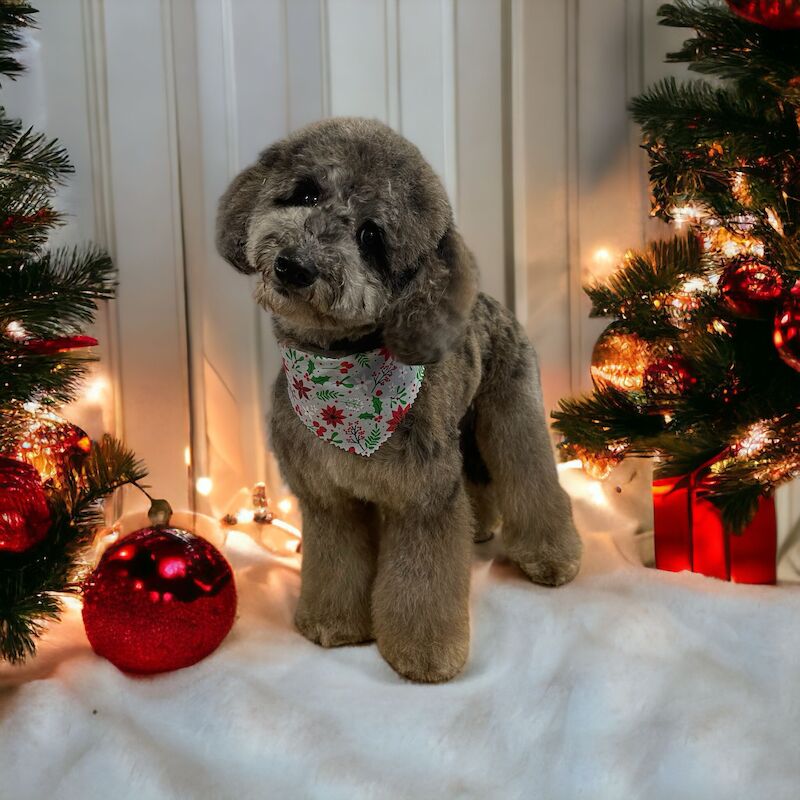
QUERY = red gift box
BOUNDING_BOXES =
[652,469,776,584]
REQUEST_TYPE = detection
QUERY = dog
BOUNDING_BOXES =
[217,118,581,683]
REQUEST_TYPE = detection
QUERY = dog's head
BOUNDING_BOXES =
[216,118,477,363]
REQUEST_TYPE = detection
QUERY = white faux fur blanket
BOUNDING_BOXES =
[2,467,799,800]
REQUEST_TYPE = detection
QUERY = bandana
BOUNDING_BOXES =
[280,344,425,457]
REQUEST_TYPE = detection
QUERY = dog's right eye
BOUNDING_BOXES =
[277,179,320,207]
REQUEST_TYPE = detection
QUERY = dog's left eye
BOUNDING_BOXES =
[357,221,385,265]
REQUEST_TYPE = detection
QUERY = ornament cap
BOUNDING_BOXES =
[148,498,173,527]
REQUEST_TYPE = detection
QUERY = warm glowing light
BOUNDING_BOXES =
[237,508,255,524]
[183,446,191,466]
[557,459,582,472]
[84,376,107,404]
[6,321,26,340]
[765,207,784,235]
[277,498,293,515]
[593,247,613,264]
[196,476,213,496]
[733,421,774,459]
[670,204,706,228]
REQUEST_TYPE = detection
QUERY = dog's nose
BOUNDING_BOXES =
[274,255,318,288]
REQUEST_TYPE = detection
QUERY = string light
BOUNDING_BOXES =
[195,476,213,496]
[670,204,707,228]
[277,498,293,515]
[83,376,107,405]
[5,321,25,339]
[732,421,775,459]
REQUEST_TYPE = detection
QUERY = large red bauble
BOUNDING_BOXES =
[719,260,784,318]
[726,1,800,28]
[82,526,237,674]
[0,456,51,553]
[774,281,800,372]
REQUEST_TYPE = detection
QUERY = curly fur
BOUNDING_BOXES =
[217,118,581,683]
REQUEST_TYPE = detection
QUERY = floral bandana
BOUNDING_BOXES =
[280,344,425,457]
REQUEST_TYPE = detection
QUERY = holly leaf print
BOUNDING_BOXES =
[307,359,315,374]
[358,412,374,420]
[372,396,382,414]
[311,375,330,384]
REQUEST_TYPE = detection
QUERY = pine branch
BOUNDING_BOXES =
[552,387,666,453]
[659,1,800,102]
[0,122,72,192]
[0,3,36,82]
[0,347,94,409]
[631,77,798,158]
[586,235,706,326]
[0,436,148,663]
[0,245,116,336]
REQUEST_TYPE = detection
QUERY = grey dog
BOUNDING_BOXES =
[217,118,581,683]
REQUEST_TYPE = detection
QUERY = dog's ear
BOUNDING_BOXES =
[216,149,278,274]
[383,226,478,365]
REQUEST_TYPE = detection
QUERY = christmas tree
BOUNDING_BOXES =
[0,3,146,662]
[553,1,800,534]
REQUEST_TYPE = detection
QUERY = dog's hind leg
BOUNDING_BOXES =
[475,344,582,586]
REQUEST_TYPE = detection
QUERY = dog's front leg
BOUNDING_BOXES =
[295,496,377,647]
[372,482,473,683]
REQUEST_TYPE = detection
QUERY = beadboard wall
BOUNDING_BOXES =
[7,0,799,555]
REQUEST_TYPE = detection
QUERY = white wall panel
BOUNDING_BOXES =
[327,0,388,119]
[102,0,192,512]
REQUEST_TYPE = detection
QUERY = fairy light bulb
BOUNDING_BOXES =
[195,476,213,496]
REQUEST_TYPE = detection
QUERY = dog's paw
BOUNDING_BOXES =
[507,526,583,587]
[378,636,469,683]
[295,610,373,648]
[515,554,581,587]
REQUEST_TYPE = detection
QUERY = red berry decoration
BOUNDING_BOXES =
[82,524,237,673]
[726,1,800,28]
[719,260,784,318]
[774,280,800,373]
[0,456,51,553]
[644,355,696,399]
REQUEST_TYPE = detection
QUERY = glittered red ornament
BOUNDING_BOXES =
[774,280,800,373]
[7,410,91,486]
[726,0,800,28]
[643,355,696,398]
[719,260,784,318]
[22,335,98,354]
[0,456,51,553]
[82,526,237,674]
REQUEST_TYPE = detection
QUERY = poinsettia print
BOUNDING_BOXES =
[281,344,424,456]
[321,405,345,427]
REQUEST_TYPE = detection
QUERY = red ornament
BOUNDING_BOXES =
[774,280,800,372]
[0,456,51,553]
[6,410,92,486]
[21,335,98,355]
[82,526,237,673]
[718,260,784,318]
[643,355,695,398]
[726,0,800,28]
